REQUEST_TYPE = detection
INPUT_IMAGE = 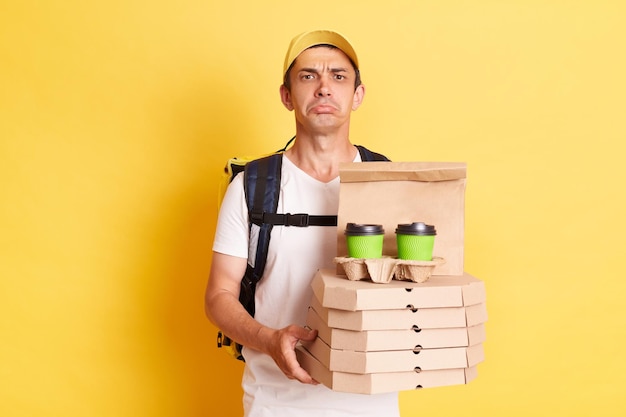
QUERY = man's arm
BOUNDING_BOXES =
[204,251,318,384]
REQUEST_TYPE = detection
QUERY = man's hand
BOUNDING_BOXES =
[264,325,319,384]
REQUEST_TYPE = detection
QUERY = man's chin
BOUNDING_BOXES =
[297,114,346,132]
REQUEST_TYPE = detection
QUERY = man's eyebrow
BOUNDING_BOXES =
[298,67,350,73]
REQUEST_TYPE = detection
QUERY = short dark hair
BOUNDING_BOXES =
[282,44,362,91]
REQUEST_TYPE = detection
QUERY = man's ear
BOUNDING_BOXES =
[352,84,365,111]
[279,84,294,111]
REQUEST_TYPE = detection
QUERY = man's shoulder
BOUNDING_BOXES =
[243,153,284,178]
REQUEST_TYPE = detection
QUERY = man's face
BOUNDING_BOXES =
[280,46,365,134]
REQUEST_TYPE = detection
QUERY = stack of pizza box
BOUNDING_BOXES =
[295,161,486,394]
[296,268,487,394]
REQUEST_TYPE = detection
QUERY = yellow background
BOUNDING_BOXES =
[2,1,625,416]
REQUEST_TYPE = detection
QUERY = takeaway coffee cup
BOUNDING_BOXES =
[344,223,385,259]
[395,222,437,261]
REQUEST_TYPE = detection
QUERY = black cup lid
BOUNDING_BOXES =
[395,222,436,236]
[344,223,384,236]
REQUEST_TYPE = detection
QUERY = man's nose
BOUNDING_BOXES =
[316,79,331,97]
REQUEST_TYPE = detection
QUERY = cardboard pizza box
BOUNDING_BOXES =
[306,306,486,351]
[301,336,484,374]
[309,291,488,331]
[296,345,478,394]
[312,268,486,311]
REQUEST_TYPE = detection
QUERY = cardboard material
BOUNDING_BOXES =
[309,292,487,330]
[307,306,486,351]
[296,345,478,394]
[312,268,486,311]
[302,337,484,374]
[337,162,467,275]
[334,256,445,283]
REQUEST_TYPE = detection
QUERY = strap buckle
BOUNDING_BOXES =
[284,213,309,227]
[249,211,314,227]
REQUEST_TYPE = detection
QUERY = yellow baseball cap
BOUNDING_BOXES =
[283,30,359,77]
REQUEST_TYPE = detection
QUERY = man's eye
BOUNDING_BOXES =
[302,74,314,80]
[335,74,345,80]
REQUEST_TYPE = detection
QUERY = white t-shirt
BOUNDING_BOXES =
[213,153,400,417]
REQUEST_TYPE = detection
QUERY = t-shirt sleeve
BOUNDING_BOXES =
[212,172,249,259]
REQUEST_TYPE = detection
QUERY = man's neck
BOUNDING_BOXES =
[284,132,357,183]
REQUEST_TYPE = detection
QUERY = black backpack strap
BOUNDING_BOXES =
[238,154,283,317]
[356,145,390,161]
[251,212,337,227]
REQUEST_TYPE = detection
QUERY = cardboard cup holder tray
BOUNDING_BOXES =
[334,256,445,284]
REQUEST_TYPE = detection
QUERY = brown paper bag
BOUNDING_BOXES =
[337,162,467,276]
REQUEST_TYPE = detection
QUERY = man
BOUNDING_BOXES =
[205,30,400,417]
